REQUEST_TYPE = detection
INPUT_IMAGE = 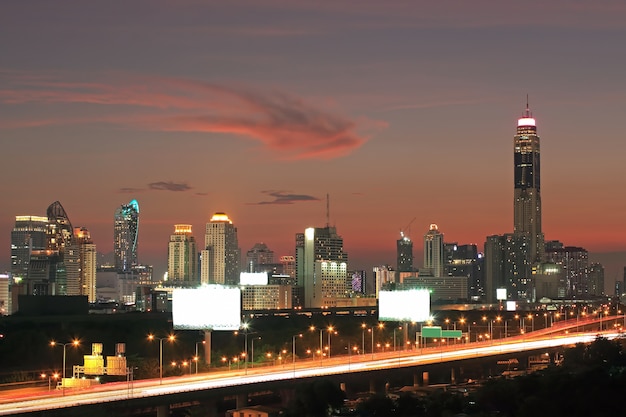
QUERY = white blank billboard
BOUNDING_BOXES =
[379,289,430,322]
[240,272,268,286]
[172,285,241,330]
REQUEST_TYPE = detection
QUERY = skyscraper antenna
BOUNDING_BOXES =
[523,94,532,118]
[326,193,330,227]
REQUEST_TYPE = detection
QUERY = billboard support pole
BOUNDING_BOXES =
[204,330,212,367]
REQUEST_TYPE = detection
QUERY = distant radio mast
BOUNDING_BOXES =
[326,193,330,227]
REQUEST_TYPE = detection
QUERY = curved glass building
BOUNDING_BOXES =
[114,199,139,272]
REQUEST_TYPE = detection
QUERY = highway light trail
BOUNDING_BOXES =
[0,329,621,416]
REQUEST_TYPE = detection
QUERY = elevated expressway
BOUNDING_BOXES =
[0,316,622,416]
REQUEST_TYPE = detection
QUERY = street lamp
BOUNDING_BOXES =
[458,317,467,342]
[194,341,205,374]
[309,326,322,361]
[361,323,366,355]
[50,340,79,396]
[181,360,192,375]
[147,334,175,385]
[292,334,302,372]
[239,322,252,373]
[327,326,335,359]
[496,316,508,339]
[370,323,384,359]
[481,315,488,339]
[250,336,261,368]
[527,314,534,332]
[393,326,402,351]
[41,372,60,391]
[310,326,335,361]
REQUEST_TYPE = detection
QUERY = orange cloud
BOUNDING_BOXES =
[0,72,377,160]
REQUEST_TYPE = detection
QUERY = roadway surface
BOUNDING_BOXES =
[0,315,622,416]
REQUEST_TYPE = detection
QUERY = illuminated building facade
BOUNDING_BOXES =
[11,215,48,281]
[444,243,484,299]
[514,102,544,263]
[167,224,198,285]
[46,201,73,256]
[0,274,8,315]
[241,285,292,310]
[532,262,565,299]
[403,276,468,301]
[396,234,413,273]
[113,199,139,272]
[65,227,97,302]
[201,212,240,285]
[280,255,295,278]
[423,224,444,277]
[484,233,531,302]
[296,226,348,308]
[350,270,366,293]
[545,246,589,297]
[318,260,348,299]
[372,265,395,297]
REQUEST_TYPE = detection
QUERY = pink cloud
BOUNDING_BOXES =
[0,72,377,160]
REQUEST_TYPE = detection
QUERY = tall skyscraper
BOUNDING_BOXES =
[201,212,240,285]
[514,101,544,262]
[113,199,139,272]
[65,227,97,302]
[167,224,198,285]
[46,201,73,256]
[396,233,413,273]
[423,224,444,277]
[296,226,348,308]
[10,216,48,280]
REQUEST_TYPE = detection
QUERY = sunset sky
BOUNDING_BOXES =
[1,1,625,290]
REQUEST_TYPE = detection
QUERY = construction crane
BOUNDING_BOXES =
[400,217,416,239]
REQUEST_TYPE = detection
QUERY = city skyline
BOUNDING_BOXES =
[1,1,625,289]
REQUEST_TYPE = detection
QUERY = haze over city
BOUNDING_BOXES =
[1,1,625,289]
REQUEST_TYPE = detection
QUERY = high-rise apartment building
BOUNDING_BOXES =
[444,243,484,299]
[588,263,604,297]
[245,243,275,273]
[167,224,198,285]
[10,215,48,280]
[423,224,444,277]
[484,233,531,302]
[201,213,240,285]
[396,233,413,273]
[513,101,544,263]
[46,201,73,256]
[65,227,97,302]
[296,226,348,308]
[545,246,589,296]
[113,199,139,272]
